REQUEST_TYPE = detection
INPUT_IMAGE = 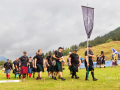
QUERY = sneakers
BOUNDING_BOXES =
[61,77,66,81]
[54,77,57,80]
[75,76,79,79]
[40,77,42,80]
[93,78,98,81]
[36,77,42,80]
[85,78,89,81]
[71,76,74,79]
[36,77,39,80]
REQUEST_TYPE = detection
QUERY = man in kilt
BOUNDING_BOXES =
[53,47,66,81]
[35,49,45,80]
[85,45,98,81]
[69,49,81,79]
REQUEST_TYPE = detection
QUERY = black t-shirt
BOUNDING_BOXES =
[35,54,44,65]
[54,51,63,62]
[19,56,29,67]
[28,62,33,68]
[85,50,94,63]
[4,62,12,69]
[46,56,52,64]
[70,53,79,65]
[85,50,94,66]
[13,60,19,68]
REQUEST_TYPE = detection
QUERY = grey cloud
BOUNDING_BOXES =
[0,0,120,60]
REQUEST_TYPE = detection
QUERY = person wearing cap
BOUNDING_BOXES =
[4,59,12,79]
[53,47,66,81]
[32,52,38,78]
[46,52,52,78]
[19,51,29,82]
[69,49,81,79]
[35,49,45,80]
[85,45,98,81]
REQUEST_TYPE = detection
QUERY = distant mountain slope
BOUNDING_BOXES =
[0,56,7,62]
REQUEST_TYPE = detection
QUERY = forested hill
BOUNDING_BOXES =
[80,26,120,47]
[44,27,120,57]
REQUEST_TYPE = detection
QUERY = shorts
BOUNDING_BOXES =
[32,68,37,72]
[27,68,33,73]
[37,64,44,72]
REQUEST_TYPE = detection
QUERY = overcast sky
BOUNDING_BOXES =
[0,0,120,60]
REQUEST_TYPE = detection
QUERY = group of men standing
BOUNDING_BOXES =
[4,45,98,82]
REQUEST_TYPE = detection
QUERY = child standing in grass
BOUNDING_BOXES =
[4,59,12,79]
[27,57,33,78]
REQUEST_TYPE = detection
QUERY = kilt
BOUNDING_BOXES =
[47,66,51,72]
[37,64,44,72]
[32,68,37,72]
[102,60,105,64]
[4,69,11,74]
[21,66,27,74]
[86,64,94,71]
[50,65,55,72]
[55,61,62,72]
[70,64,78,72]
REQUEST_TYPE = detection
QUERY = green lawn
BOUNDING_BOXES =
[0,66,120,90]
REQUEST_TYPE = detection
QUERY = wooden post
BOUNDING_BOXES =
[72,79,74,86]
[44,78,45,83]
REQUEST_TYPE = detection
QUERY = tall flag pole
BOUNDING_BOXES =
[82,5,94,76]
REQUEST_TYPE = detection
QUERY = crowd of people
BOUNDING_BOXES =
[96,51,105,68]
[3,46,98,82]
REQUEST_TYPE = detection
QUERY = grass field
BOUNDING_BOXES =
[0,66,120,90]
